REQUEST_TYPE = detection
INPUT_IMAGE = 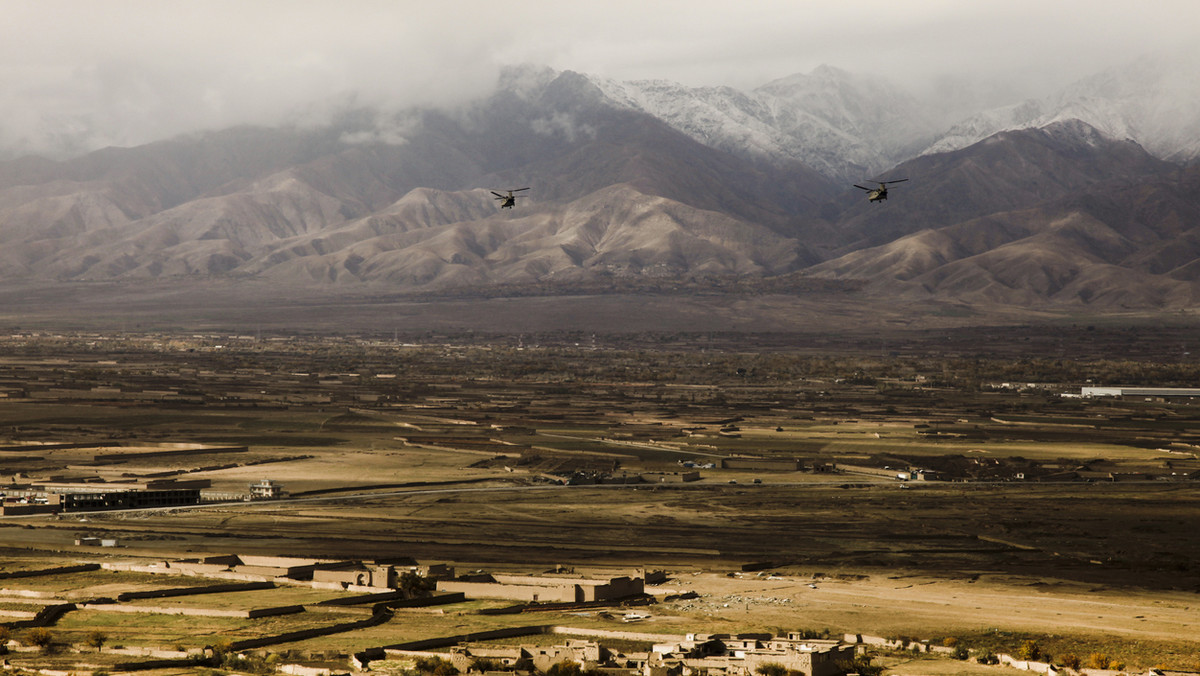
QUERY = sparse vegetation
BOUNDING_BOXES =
[1089,652,1125,670]
[0,329,1197,673]
[848,655,883,676]
[1016,639,1044,661]
[219,650,281,674]
[414,656,459,676]
[398,571,436,599]
[469,657,504,672]
[546,661,604,676]
[85,629,107,651]
[24,627,54,652]
[755,663,789,676]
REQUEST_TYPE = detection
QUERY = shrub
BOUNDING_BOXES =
[470,658,503,673]
[546,661,584,676]
[87,630,108,651]
[211,638,234,656]
[222,652,274,674]
[1017,640,1042,661]
[24,627,54,652]
[848,656,882,676]
[1060,653,1081,670]
[951,645,970,661]
[398,571,436,599]
[415,656,459,676]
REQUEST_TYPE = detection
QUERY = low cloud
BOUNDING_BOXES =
[530,112,596,143]
[0,0,1194,159]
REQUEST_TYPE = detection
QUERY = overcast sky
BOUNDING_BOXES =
[1,0,1196,158]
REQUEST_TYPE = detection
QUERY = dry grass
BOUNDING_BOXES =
[3,332,1200,670]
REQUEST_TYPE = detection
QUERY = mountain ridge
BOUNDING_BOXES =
[0,59,1199,326]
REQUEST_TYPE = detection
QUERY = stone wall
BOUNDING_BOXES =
[437,580,579,603]
[386,625,552,651]
[0,564,100,580]
[81,602,304,618]
[115,581,274,601]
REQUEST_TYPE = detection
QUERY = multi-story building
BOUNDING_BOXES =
[248,478,285,499]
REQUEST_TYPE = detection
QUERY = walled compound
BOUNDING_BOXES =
[384,632,854,676]
[437,573,645,603]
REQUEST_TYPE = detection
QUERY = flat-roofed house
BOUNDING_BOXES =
[437,573,644,603]
[648,633,854,676]
[249,479,284,500]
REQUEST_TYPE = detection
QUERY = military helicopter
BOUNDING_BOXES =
[853,178,908,203]
[491,187,530,209]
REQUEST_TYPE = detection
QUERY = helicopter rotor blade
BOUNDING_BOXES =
[853,184,871,191]
[490,192,505,198]
[512,187,531,192]
[882,178,909,185]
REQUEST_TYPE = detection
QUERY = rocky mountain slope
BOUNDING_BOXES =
[810,144,1200,308]
[1,59,1199,319]
[0,70,836,289]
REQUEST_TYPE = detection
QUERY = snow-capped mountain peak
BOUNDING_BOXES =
[921,53,1200,161]
[584,65,936,182]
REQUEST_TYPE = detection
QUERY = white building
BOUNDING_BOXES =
[1081,387,1200,399]
[249,479,284,500]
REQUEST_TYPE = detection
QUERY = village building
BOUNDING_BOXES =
[1,478,209,513]
[648,633,855,676]
[0,493,61,516]
[166,554,334,579]
[312,560,455,588]
[249,478,285,500]
[311,561,398,588]
[423,634,855,676]
[437,573,644,603]
[720,456,805,471]
[1081,386,1200,400]
[445,640,613,674]
[126,553,455,594]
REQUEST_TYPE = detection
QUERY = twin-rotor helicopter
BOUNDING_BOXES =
[490,178,909,209]
[491,187,530,209]
[854,178,908,203]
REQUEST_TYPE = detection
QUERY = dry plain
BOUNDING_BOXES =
[0,328,1198,673]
